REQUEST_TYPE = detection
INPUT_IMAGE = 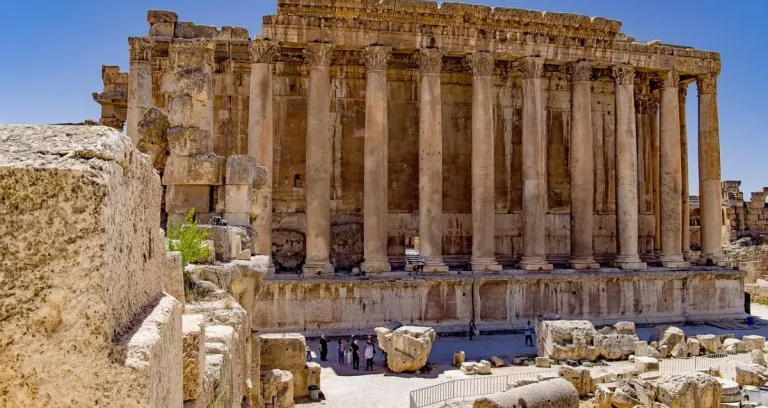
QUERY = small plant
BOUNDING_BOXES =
[167,209,211,267]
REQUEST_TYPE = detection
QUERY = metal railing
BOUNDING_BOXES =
[408,370,555,408]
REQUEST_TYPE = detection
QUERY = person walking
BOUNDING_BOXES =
[524,321,534,347]
[337,338,345,365]
[344,340,352,365]
[469,319,477,341]
[319,335,328,362]
[352,340,360,370]
[364,341,375,371]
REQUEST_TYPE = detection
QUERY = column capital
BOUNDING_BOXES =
[657,70,679,89]
[250,40,280,64]
[697,72,718,95]
[304,43,334,68]
[128,37,153,63]
[516,56,544,79]
[678,81,689,103]
[612,65,635,85]
[567,61,593,82]
[364,46,392,72]
[418,48,443,74]
[169,39,215,69]
[467,51,494,77]
[649,91,660,115]
[634,94,651,115]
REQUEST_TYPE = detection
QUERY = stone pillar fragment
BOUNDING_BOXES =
[568,62,600,270]
[418,49,449,273]
[248,40,279,261]
[469,52,502,273]
[225,155,258,227]
[361,46,392,274]
[657,71,689,267]
[302,43,335,275]
[518,57,553,271]
[612,65,646,270]
[127,37,153,145]
[697,72,724,263]
[679,82,692,259]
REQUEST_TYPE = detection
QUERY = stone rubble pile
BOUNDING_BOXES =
[536,320,640,362]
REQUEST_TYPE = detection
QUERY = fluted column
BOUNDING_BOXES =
[651,92,661,257]
[612,65,647,270]
[302,43,335,275]
[658,71,689,268]
[679,82,692,259]
[518,57,553,271]
[248,40,279,266]
[127,37,153,145]
[418,49,449,273]
[568,62,600,270]
[361,46,392,274]
[697,72,724,263]
[468,52,502,273]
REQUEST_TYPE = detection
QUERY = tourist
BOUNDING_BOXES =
[469,319,477,341]
[337,338,345,365]
[352,340,360,370]
[306,345,312,362]
[524,321,534,347]
[344,340,352,365]
[364,341,375,371]
[319,335,328,362]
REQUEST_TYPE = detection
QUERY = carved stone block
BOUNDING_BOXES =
[163,155,225,186]
[165,185,211,214]
[167,126,212,156]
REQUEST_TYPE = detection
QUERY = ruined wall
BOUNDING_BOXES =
[252,270,744,332]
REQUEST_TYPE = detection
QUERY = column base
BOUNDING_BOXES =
[423,260,450,274]
[700,252,726,267]
[683,251,699,263]
[302,261,334,276]
[614,255,647,270]
[519,257,554,272]
[569,258,601,270]
[471,258,503,273]
[360,259,392,274]
[659,255,690,268]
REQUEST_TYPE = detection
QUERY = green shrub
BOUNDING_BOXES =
[167,209,211,267]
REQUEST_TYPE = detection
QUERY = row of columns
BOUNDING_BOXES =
[241,40,723,274]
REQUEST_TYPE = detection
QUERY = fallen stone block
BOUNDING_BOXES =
[743,335,766,352]
[655,372,722,408]
[461,360,491,375]
[558,365,593,397]
[615,321,636,335]
[752,349,767,367]
[376,325,435,373]
[734,362,768,388]
[261,369,294,408]
[490,356,504,367]
[697,334,723,355]
[650,326,685,351]
[535,357,550,368]
[687,338,702,356]
[536,320,599,362]
[724,338,746,353]
[473,378,578,408]
[634,356,659,373]
[670,342,689,359]
[453,351,465,368]
[595,333,639,360]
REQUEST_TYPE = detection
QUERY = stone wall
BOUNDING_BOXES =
[252,269,745,333]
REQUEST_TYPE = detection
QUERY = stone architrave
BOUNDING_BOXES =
[697,72,724,263]
[418,48,449,273]
[469,51,502,273]
[679,82,692,259]
[302,43,335,275]
[248,40,279,264]
[612,65,646,270]
[568,61,600,270]
[360,46,392,274]
[127,37,153,145]
[658,71,690,267]
[518,56,553,271]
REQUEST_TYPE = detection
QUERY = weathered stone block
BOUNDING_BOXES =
[169,94,212,130]
[687,338,701,356]
[650,325,685,351]
[535,357,550,368]
[150,22,175,37]
[232,27,249,40]
[453,351,465,368]
[697,334,722,354]
[634,356,659,373]
[163,155,224,186]
[167,126,213,156]
[195,24,217,38]
[259,333,307,372]
[376,326,435,373]
[175,22,197,38]
[558,365,593,397]
[614,321,636,335]
[225,212,250,227]
[182,314,205,401]
[226,155,258,185]
[165,185,212,214]
[147,9,178,23]
[655,373,722,408]
[490,356,504,367]
[165,251,185,302]
[473,378,578,408]
[261,369,294,408]
[225,184,252,213]
[743,335,766,351]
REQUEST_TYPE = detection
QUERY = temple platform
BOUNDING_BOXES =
[252,267,746,334]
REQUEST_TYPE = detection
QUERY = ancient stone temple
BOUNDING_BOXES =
[93,1,744,331]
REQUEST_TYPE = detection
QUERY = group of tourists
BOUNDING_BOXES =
[317,334,383,371]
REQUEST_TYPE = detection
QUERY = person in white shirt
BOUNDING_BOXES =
[524,321,534,347]
[364,341,375,371]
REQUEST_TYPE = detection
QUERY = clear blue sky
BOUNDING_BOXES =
[0,0,765,196]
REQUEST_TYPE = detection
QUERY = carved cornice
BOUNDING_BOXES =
[418,49,443,74]
[128,37,153,62]
[657,70,679,89]
[304,43,334,67]
[697,72,718,95]
[364,46,392,72]
[612,65,635,85]
[567,61,592,82]
[516,57,544,79]
[467,52,494,77]
[250,40,280,64]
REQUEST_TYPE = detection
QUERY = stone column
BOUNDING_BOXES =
[657,71,689,268]
[568,62,600,270]
[468,52,502,273]
[248,40,279,262]
[418,49,449,273]
[518,57,553,271]
[697,72,724,263]
[361,46,392,274]
[679,81,692,259]
[127,37,153,145]
[650,92,661,256]
[612,65,647,270]
[302,43,335,275]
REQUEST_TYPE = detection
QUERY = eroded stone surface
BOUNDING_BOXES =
[376,326,436,373]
